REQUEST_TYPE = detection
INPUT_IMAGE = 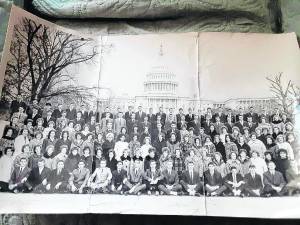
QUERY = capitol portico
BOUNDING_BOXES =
[106,44,199,112]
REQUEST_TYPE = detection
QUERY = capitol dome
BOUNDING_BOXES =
[141,44,179,110]
[144,44,178,96]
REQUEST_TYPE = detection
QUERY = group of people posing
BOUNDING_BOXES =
[0,96,299,197]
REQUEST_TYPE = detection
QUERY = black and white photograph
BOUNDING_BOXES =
[198,32,300,217]
[1,5,300,217]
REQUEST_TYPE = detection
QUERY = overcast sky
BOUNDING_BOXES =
[199,32,300,101]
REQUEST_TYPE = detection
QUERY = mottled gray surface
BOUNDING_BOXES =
[281,0,300,42]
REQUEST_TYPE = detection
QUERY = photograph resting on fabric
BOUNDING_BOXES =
[0,6,300,216]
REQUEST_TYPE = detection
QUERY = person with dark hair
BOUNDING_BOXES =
[65,147,81,173]
[152,132,167,157]
[144,147,159,171]
[0,147,15,192]
[243,164,263,197]
[224,134,238,161]
[88,158,112,193]
[214,135,226,162]
[46,160,70,193]
[80,147,93,172]
[68,160,90,194]
[102,133,115,158]
[124,158,146,195]
[180,161,203,196]
[236,135,251,157]
[262,161,287,197]
[92,147,103,172]
[55,131,71,155]
[173,149,185,179]
[106,149,118,172]
[143,160,163,195]
[114,134,129,161]
[223,166,245,196]
[9,157,32,193]
[28,145,43,169]
[28,158,51,193]
[10,94,27,116]
[275,149,291,182]
[111,161,128,194]
[42,130,57,155]
[204,162,226,196]
[0,127,15,157]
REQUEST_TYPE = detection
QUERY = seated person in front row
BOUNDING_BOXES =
[180,161,204,196]
[204,162,226,196]
[124,158,146,195]
[262,161,288,197]
[69,160,90,194]
[28,158,51,193]
[223,166,245,196]
[46,160,70,193]
[9,157,32,193]
[158,159,182,195]
[88,158,112,193]
[243,164,263,197]
[143,160,163,195]
[111,161,128,194]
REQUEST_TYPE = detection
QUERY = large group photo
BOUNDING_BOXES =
[0,8,300,202]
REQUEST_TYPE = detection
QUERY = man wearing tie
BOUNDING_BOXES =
[243,164,263,197]
[69,160,90,194]
[180,161,203,196]
[204,162,226,196]
[124,158,146,195]
[223,166,245,196]
[136,106,147,126]
[88,158,112,193]
[9,157,32,193]
[114,111,126,135]
[143,160,163,195]
[111,161,128,194]
[46,160,70,193]
[262,161,287,196]
[158,159,182,195]
[28,158,51,193]
[185,108,195,130]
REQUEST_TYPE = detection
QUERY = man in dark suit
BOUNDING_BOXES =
[166,122,181,143]
[10,94,27,116]
[125,106,134,122]
[9,157,32,193]
[124,158,146,195]
[66,103,77,121]
[43,110,55,128]
[46,160,70,193]
[185,107,195,130]
[176,108,185,124]
[28,158,51,193]
[151,123,165,143]
[262,161,287,196]
[156,106,166,125]
[243,164,263,197]
[235,107,246,122]
[213,115,224,135]
[27,106,41,127]
[74,111,85,129]
[52,103,64,120]
[245,116,257,134]
[79,104,89,123]
[69,160,90,194]
[245,106,259,123]
[223,166,245,196]
[158,159,182,195]
[234,115,248,134]
[111,161,128,194]
[204,162,226,196]
[147,107,156,124]
[213,107,226,123]
[180,161,203,196]
[135,106,147,125]
[225,108,236,124]
[126,113,138,134]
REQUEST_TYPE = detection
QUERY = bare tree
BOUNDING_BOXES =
[3,17,98,103]
[266,72,299,115]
